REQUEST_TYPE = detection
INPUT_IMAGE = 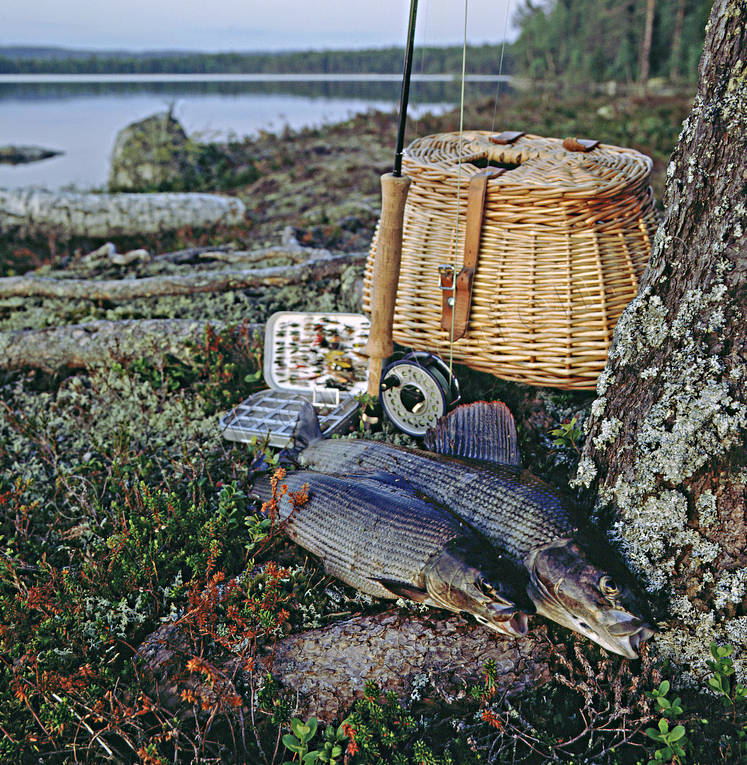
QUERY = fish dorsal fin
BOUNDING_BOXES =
[374,578,430,603]
[292,402,323,449]
[424,401,521,467]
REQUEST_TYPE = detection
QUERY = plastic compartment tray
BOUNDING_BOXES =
[219,312,369,448]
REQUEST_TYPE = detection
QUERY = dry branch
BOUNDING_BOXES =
[0,251,366,301]
[0,318,262,372]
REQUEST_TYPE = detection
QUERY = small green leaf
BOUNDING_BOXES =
[283,734,303,753]
[305,717,318,741]
[658,718,669,734]
[658,680,670,695]
[303,751,320,764]
[292,718,312,741]
[645,727,662,741]
[331,745,343,758]
[668,725,686,742]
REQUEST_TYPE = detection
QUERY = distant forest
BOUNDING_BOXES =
[0,45,511,76]
[511,0,711,83]
[0,0,709,83]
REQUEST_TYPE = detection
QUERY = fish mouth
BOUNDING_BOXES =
[528,573,656,658]
[475,611,530,637]
[533,597,655,658]
[609,619,656,658]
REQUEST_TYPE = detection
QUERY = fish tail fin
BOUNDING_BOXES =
[293,402,324,449]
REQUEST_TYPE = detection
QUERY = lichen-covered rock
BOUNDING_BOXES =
[107,110,260,193]
[108,110,193,192]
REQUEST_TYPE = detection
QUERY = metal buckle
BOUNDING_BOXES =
[438,264,455,288]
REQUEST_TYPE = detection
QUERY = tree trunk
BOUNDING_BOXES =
[578,0,746,681]
[0,189,245,238]
[669,0,687,81]
[638,0,657,88]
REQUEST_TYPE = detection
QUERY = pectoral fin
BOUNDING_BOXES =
[374,578,430,603]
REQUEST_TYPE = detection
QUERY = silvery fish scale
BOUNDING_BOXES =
[253,471,470,600]
[300,439,576,566]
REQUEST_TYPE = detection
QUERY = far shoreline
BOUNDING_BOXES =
[0,73,511,84]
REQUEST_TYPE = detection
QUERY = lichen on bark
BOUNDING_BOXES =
[579,0,747,683]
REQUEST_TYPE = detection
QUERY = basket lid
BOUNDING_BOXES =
[404,131,652,198]
[263,311,370,397]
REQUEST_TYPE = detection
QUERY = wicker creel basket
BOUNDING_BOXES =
[363,130,659,390]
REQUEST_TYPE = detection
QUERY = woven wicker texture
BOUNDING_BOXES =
[364,131,659,389]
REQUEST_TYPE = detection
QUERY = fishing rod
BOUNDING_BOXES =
[363,0,418,425]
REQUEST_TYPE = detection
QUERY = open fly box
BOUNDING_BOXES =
[219,311,370,448]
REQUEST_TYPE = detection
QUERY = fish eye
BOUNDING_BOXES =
[599,575,619,597]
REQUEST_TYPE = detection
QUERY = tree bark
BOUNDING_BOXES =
[140,610,552,723]
[0,318,263,372]
[0,189,245,238]
[0,251,366,301]
[578,0,746,681]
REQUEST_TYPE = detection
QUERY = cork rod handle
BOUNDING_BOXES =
[366,172,411,398]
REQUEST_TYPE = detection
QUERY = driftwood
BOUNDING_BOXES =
[0,318,262,372]
[0,251,366,301]
[0,189,246,238]
[140,609,552,723]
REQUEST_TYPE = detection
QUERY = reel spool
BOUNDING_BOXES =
[379,351,460,437]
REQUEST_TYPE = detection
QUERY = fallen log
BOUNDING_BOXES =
[0,251,366,301]
[0,188,246,238]
[263,610,551,721]
[140,610,552,723]
[0,318,262,372]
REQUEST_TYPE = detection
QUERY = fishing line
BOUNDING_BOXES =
[491,0,512,133]
[447,0,469,381]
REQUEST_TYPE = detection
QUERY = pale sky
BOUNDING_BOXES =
[1,0,517,52]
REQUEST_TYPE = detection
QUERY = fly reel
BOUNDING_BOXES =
[380,351,460,437]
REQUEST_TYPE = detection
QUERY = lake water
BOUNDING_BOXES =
[0,74,510,190]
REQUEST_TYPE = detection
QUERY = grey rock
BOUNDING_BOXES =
[108,110,193,192]
[0,144,63,164]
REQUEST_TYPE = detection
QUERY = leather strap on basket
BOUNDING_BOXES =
[440,168,504,339]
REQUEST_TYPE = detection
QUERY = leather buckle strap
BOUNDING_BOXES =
[440,168,504,339]
[489,130,524,145]
[562,137,599,152]
[438,264,455,331]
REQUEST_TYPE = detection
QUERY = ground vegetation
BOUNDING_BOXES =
[1,59,744,764]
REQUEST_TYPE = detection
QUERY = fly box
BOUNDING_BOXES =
[219,311,370,448]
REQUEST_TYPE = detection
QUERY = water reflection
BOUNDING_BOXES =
[0,78,516,190]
